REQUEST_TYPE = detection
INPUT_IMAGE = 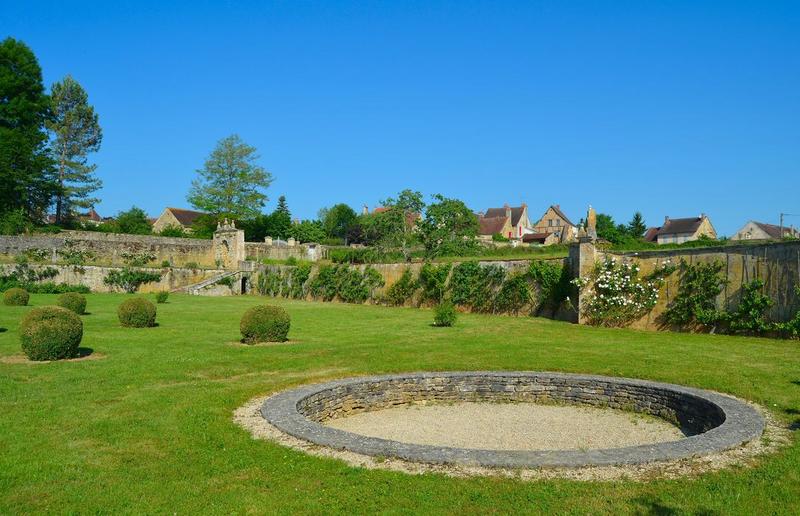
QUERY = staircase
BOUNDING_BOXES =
[178,271,239,295]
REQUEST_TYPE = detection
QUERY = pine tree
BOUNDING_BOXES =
[270,195,292,239]
[46,75,103,224]
[626,212,647,239]
[187,134,272,219]
[0,38,56,225]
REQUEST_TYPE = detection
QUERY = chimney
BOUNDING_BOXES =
[505,203,511,218]
[700,213,706,220]
[664,216,670,224]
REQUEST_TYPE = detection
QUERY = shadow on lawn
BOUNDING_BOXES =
[75,347,94,358]
[633,496,716,516]
[0,328,6,333]
[791,380,800,387]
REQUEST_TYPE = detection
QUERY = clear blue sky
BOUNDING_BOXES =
[5,1,799,235]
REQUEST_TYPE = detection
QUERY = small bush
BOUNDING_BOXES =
[3,288,29,306]
[434,301,457,327]
[240,305,290,343]
[57,292,87,314]
[19,306,83,361]
[117,297,157,328]
[155,291,169,304]
[185,262,199,270]
[161,260,171,268]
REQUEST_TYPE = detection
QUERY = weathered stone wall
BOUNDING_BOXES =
[580,241,800,330]
[245,242,325,262]
[0,263,224,293]
[0,231,215,268]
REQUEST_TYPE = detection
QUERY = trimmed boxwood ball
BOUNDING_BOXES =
[19,306,83,361]
[118,297,157,328]
[57,292,87,314]
[240,305,290,343]
[3,288,29,306]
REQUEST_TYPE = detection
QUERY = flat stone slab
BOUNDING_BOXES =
[260,371,765,468]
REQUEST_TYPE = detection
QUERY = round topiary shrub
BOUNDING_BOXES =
[118,297,157,328]
[57,292,87,315]
[434,301,457,327]
[19,306,83,361]
[3,288,29,306]
[240,305,290,343]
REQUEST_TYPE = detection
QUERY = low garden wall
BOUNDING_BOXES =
[0,263,223,293]
[0,231,215,268]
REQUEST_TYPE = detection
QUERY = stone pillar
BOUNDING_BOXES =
[213,219,245,270]
[569,237,597,325]
[264,236,273,246]
[287,237,296,247]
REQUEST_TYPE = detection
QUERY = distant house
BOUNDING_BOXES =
[477,204,532,240]
[731,221,799,241]
[152,207,207,234]
[522,232,559,246]
[531,205,578,244]
[644,215,717,245]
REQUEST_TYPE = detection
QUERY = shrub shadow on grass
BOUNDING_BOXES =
[632,496,715,516]
[0,347,102,365]
[227,340,299,347]
[0,328,6,333]
[791,380,800,387]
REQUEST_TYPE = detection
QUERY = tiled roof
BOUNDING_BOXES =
[522,232,551,243]
[167,208,206,226]
[643,227,660,242]
[753,221,795,239]
[484,206,525,227]
[479,216,509,235]
[549,205,575,227]
[658,217,704,236]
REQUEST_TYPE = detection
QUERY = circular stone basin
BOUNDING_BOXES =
[260,372,765,468]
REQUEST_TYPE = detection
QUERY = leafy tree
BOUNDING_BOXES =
[626,212,647,239]
[0,38,56,224]
[321,203,357,242]
[595,213,624,244]
[187,134,272,219]
[111,206,152,235]
[46,75,102,224]
[418,194,479,257]
[288,220,325,243]
[381,189,424,215]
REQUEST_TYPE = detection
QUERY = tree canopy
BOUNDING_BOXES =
[0,37,55,228]
[187,135,272,219]
[418,194,479,257]
[47,75,103,223]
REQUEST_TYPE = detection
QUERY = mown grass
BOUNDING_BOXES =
[0,294,798,514]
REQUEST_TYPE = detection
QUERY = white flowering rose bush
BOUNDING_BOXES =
[571,258,676,327]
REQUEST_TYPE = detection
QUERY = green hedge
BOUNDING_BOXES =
[240,305,290,343]
[57,292,87,314]
[3,288,29,306]
[19,306,83,361]
[118,298,157,328]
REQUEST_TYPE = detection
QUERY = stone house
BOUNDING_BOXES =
[152,207,207,234]
[731,221,799,241]
[477,204,532,240]
[531,205,578,244]
[644,215,717,245]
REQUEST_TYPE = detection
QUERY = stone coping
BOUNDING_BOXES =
[260,372,765,468]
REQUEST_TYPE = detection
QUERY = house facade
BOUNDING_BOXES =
[531,205,577,244]
[477,204,531,240]
[644,215,717,245]
[731,221,799,241]
[152,207,207,234]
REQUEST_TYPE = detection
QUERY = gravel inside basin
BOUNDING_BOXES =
[324,402,687,450]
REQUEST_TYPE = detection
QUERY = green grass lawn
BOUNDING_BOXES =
[1,294,798,514]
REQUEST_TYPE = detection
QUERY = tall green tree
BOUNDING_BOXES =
[0,37,56,226]
[320,203,357,242]
[46,75,103,224]
[187,134,272,219]
[381,189,424,215]
[418,194,479,257]
[270,195,292,239]
[626,211,647,239]
[109,206,151,235]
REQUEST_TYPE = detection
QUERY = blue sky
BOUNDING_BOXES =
[5,1,799,235]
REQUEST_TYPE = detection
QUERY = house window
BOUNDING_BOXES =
[548,219,553,227]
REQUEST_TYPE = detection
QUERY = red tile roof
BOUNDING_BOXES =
[479,216,509,235]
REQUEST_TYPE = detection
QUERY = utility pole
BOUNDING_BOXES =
[780,213,800,239]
